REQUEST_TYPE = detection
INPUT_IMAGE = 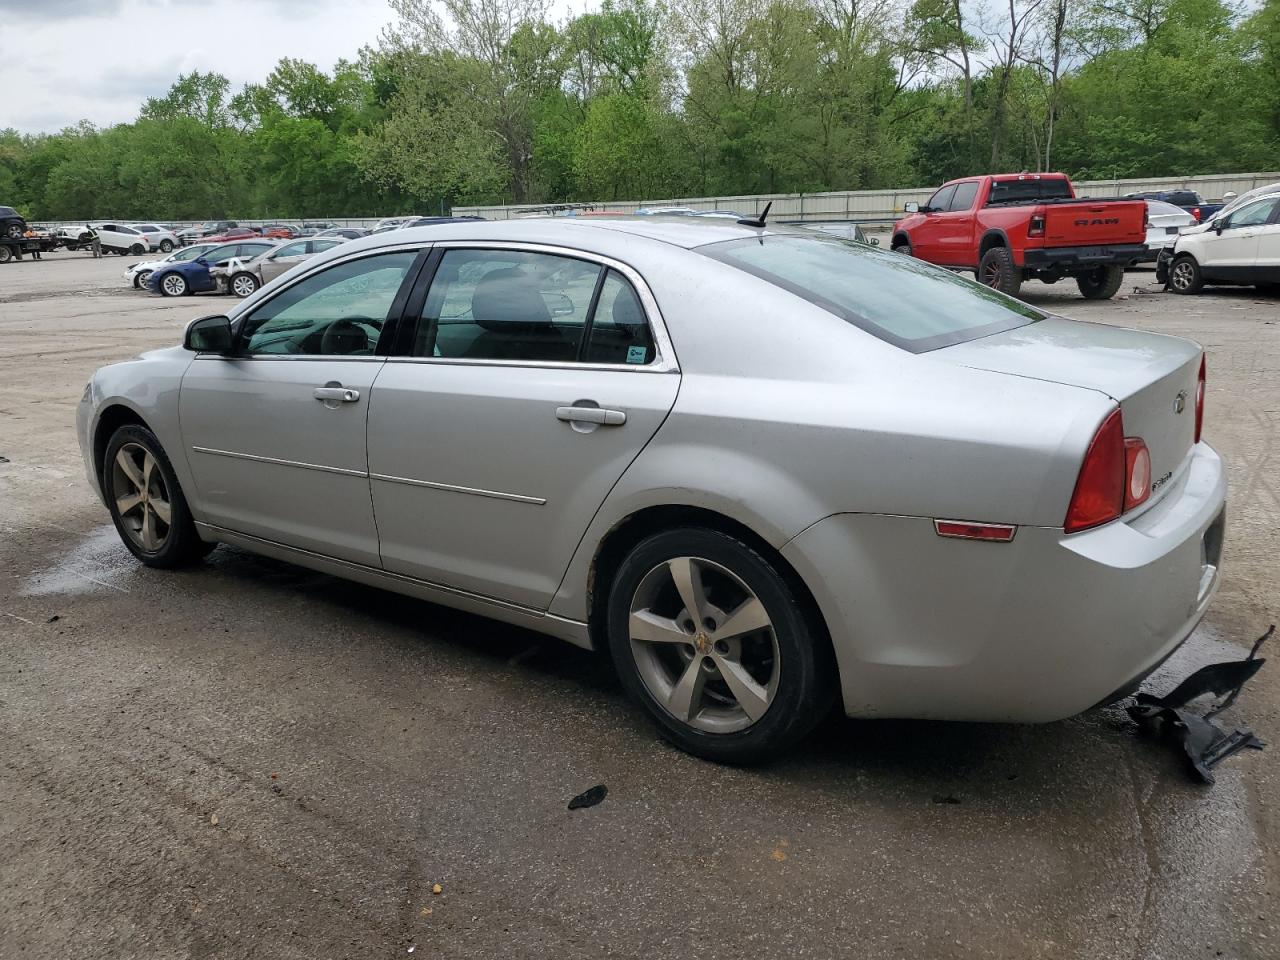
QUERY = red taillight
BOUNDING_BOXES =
[1028,214,1045,237]
[1124,438,1151,511]
[1065,408,1126,533]
[1195,355,1205,443]
[1192,207,1201,221]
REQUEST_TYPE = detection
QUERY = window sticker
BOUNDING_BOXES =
[626,345,648,364]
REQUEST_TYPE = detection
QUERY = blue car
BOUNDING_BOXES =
[148,240,276,297]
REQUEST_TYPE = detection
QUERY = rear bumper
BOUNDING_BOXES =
[1022,244,1148,269]
[781,442,1226,722]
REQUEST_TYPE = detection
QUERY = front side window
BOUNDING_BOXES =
[927,185,957,212]
[700,233,1042,353]
[414,249,601,362]
[273,241,310,258]
[200,244,238,263]
[239,251,417,356]
[171,246,206,262]
[1225,198,1278,229]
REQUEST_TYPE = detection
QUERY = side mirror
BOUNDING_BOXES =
[1213,219,1225,235]
[903,201,919,213]
[869,237,880,246]
[184,314,233,353]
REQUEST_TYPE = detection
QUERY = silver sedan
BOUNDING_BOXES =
[77,217,1225,762]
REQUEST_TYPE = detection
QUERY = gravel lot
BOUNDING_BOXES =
[2,249,1279,959]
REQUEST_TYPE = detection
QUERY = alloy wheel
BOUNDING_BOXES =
[111,442,172,552]
[162,274,186,296]
[1171,261,1194,291]
[628,556,779,733]
[231,274,257,298]
[982,261,1002,288]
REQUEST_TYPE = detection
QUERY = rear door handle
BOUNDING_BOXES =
[314,386,360,403]
[556,406,626,426]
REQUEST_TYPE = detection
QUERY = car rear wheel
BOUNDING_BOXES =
[606,527,836,764]
[4,223,21,238]
[159,239,174,253]
[103,425,215,568]
[229,272,259,298]
[978,246,1022,296]
[0,245,11,264]
[159,273,188,297]
[1169,255,1203,294]
[1076,264,1125,300]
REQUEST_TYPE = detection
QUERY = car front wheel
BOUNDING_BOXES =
[229,272,259,298]
[159,273,188,297]
[606,527,836,763]
[979,246,1023,296]
[1169,255,1203,294]
[103,424,214,567]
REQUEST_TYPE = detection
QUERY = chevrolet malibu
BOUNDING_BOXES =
[77,218,1225,762]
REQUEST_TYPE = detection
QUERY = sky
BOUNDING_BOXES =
[0,0,580,135]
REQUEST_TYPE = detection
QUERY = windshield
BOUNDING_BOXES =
[700,234,1043,353]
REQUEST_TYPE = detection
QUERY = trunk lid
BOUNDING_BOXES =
[939,317,1202,505]
[1040,199,1147,247]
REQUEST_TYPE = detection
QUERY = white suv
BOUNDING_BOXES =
[128,223,180,253]
[59,223,153,256]
[1163,191,1280,294]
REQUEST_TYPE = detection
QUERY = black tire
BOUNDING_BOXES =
[130,243,145,255]
[605,527,836,764]
[1169,254,1204,295]
[4,223,21,238]
[135,270,152,290]
[0,245,11,264]
[891,237,912,257]
[229,271,259,298]
[103,424,215,568]
[158,272,188,297]
[978,246,1023,296]
[1076,264,1126,300]
[159,239,174,253]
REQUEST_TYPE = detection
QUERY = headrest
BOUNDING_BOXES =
[471,267,551,331]
[611,285,645,329]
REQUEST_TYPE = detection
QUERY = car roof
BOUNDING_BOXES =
[373,215,772,251]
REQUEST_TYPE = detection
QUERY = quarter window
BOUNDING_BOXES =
[239,251,417,356]
[414,249,602,362]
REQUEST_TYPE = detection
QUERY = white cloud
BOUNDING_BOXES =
[0,0,394,133]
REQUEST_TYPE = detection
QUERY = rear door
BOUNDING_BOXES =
[1255,198,1280,281]
[365,243,680,609]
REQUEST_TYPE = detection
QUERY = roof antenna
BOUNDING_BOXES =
[738,201,772,229]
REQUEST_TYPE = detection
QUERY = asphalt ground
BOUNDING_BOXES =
[2,248,1279,959]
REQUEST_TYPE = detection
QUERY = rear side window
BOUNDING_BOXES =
[700,234,1042,353]
[583,271,655,365]
[949,182,979,211]
[986,178,1072,205]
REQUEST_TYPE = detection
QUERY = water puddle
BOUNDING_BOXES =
[20,524,138,596]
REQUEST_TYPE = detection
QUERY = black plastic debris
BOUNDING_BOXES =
[568,784,608,810]
[1128,625,1272,784]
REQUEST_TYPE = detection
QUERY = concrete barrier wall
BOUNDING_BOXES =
[454,171,1280,223]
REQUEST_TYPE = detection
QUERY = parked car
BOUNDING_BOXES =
[177,220,239,243]
[204,227,260,243]
[1157,189,1280,294]
[1124,189,1224,223]
[259,223,300,239]
[1136,200,1197,262]
[892,173,1148,298]
[298,221,339,236]
[79,217,1222,762]
[315,227,369,240]
[72,223,152,255]
[372,216,421,232]
[1,204,27,238]
[126,243,219,289]
[223,237,347,297]
[128,223,180,253]
[804,222,879,245]
[146,240,275,297]
[1214,181,1280,221]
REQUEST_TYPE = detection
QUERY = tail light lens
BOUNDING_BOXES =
[1064,408,1153,533]
[1192,207,1201,221]
[1124,438,1151,511]
[1028,214,1045,237]
[1195,355,1206,443]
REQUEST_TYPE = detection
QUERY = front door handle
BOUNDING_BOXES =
[556,405,626,426]
[314,386,360,403]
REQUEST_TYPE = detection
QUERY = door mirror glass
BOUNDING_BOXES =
[1213,219,1224,234]
[903,201,919,213]
[184,314,233,353]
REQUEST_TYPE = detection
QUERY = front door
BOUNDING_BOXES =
[1202,197,1276,274]
[366,246,680,609]
[259,239,313,283]
[911,184,957,262]
[179,248,421,566]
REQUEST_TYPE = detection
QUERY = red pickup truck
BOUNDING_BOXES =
[891,173,1148,299]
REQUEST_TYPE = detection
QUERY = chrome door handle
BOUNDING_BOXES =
[314,386,360,403]
[556,406,626,426]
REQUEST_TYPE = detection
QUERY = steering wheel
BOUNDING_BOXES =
[320,317,373,355]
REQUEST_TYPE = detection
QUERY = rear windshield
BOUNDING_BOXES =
[700,234,1043,352]
[986,178,1072,205]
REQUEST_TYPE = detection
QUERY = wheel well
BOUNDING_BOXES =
[891,231,910,249]
[586,505,833,657]
[979,232,1006,257]
[93,405,150,488]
